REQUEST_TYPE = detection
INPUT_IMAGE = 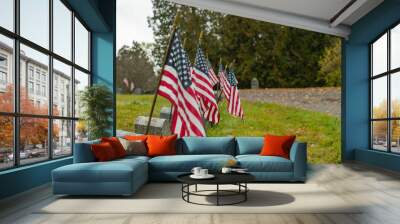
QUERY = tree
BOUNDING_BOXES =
[148,0,221,69]
[0,116,12,151]
[148,0,340,88]
[318,38,341,86]
[117,41,157,94]
[392,100,400,142]
[372,100,388,140]
[0,85,58,150]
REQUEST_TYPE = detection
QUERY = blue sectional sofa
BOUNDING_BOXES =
[52,137,307,196]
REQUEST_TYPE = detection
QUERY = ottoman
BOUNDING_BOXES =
[52,157,148,196]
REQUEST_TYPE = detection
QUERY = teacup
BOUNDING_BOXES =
[221,167,232,174]
[191,167,202,176]
[199,169,208,176]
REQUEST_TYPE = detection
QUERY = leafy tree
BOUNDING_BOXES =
[371,100,400,143]
[0,116,12,152]
[117,41,157,93]
[370,100,400,144]
[0,86,15,151]
[148,0,340,88]
[75,120,88,141]
[148,0,221,68]
[0,85,58,150]
[214,16,280,88]
[392,100,400,142]
[318,38,341,86]
[372,100,388,140]
[271,28,333,87]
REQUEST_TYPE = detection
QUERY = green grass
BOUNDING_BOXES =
[117,94,170,131]
[117,94,341,164]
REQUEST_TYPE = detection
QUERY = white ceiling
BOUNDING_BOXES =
[168,0,384,38]
[228,0,352,22]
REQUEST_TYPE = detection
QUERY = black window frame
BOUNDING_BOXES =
[0,0,92,171]
[370,21,400,154]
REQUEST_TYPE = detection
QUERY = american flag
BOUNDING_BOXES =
[123,78,129,88]
[157,30,206,137]
[226,68,244,118]
[191,46,220,124]
[218,63,230,102]
[207,59,219,86]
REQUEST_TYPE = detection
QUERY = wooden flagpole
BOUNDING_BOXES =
[229,59,236,69]
[198,31,204,45]
[229,60,237,83]
[145,11,181,134]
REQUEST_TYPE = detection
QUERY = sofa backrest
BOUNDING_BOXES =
[75,136,302,159]
[235,137,264,155]
[73,140,100,163]
[177,137,236,155]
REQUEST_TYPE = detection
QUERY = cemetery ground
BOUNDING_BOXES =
[117,88,341,164]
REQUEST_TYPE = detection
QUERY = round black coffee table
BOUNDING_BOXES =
[177,173,255,206]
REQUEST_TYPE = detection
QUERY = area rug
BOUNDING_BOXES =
[37,183,361,214]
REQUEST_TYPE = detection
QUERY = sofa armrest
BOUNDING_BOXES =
[73,140,100,163]
[289,142,307,181]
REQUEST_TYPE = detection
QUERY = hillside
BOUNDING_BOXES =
[117,93,341,164]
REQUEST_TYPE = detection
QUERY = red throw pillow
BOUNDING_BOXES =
[91,142,117,162]
[101,137,127,158]
[260,134,296,159]
[124,135,148,141]
[146,135,177,157]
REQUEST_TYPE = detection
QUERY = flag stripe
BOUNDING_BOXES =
[218,67,231,102]
[192,47,220,124]
[225,68,244,118]
[164,67,205,136]
[157,31,206,137]
[208,67,219,86]
[207,60,219,86]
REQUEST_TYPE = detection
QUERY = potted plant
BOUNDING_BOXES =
[79,84,113,140]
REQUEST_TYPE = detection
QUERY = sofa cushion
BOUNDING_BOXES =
[53,158,147,183]
[91,142,118,161]
[101,137,127,158]
[235,137,264,155]
[149,154,235,172]
[147,135,177,157]
[260,134,296,159]
[124,135,148,141]
[118,138,147,156]
[236,155,293,172]
[177,137,235,155]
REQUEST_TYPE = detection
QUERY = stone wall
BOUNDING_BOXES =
[239,87,341,117]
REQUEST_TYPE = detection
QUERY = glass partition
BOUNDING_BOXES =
[0,0,91,170]
[370,24,400,154]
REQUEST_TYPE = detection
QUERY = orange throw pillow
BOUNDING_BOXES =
[124,135,148,141]
[146,135,177,157]
[260,134,296,159]
[91,142,117,161]
[101,137,127,158]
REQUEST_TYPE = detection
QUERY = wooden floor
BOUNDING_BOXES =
[1,162,400,224]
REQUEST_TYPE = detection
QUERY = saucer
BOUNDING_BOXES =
[233,170,249,174]
[190,174,215,179]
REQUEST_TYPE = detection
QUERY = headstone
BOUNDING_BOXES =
[116,129,136,137]
[160,107,172,120]
[251,77,259,89]
[135,116,170,135]
[134,87,143,95]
